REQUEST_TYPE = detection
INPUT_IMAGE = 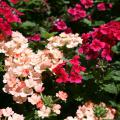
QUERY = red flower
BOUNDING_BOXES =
[101,44,112,61]
[68,4,87,21]
[53,62,69,83]
[0,1,22,35]
[69,71,82,83]
[53,56,86,84]
[10,0,19,4]
[28,34,41,41]
[54,19,67,31]
[70,55,80,65]
[81,0,94,9]
[97,3,106,11]
[64,27,72,34]
[90,39,105,52]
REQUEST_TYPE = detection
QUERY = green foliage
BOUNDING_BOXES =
[42,95,53,107]
[94,105,107,118]
[1,0,120,119]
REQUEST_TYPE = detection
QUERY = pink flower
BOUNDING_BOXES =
[90,39,105,51]
[28,34,41,41]
[109,3,113,9]
[56,91,68,101]
[53,62,69,83]
[101,44,112,61]
[97,3,106,11]
[8,113,24,120]
[36,100,44,109]
[52,104,61,114]
[0,1,22,35]
[81,0,94,8]
[54,19,67,31]
[64,27,72,34]
[34,84,45,93]
[69,71,83,83]
[28,94,41,105]
[70,55,80,65]
[0,109,3,117]
[37,106,51,118]
[10,0,19,4]
[2,107,14,117]
[67,4,87,21]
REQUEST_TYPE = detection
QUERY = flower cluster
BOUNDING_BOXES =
[37,91,68,119]
[97,2,112,11]
[53,19,72,33]
[67,0,94,21]
[79,21,120,61]
[53,55,86,83]
[67,3,87,21]
[0,1,22,35]
[67,0,112,21]
[0,31,70,119]
[65,101,116,120]
[47,32,83,49]
[28,34,41,41]
[0,31,63,105]
[0,107,24,120]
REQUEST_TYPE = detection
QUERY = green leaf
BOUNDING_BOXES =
[102,83,118,95]
[92,21,105,26]
[114,17,120,21]
[21,21,36,29]
[112,42,120,54]
[104,70,120,81]
[40,27,57,39]
[82,18,92,26]
[83,74,94,81]
[42,95,53,107]
[75,96,83,102]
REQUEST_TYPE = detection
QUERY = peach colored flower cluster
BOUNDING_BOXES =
[0,31,63,105]
[0,107,24,120]
[64,101,116,120]
[37,103,61,119]
[46,32,83,49]
[56,91,68,101]
[36,91,68,118]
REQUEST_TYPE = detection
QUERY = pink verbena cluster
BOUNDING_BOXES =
[67,3,87,21]
[97,2,112,11]
[0,1,22,35]
[67,0,94,21]
[53,19,72,33]
[67,0,112,21]
[65,101,116,120]
[28,34,41,41]
[79,21,120,61]
[0,31,63,104]
[53,55,86,83]
[0,107,24,120]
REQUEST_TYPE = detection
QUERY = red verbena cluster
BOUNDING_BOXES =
[53,19,72,33]
[53,55,86,84]
[0,1,22,35]
[67,0,112,21]
[67,3,87,21]
[10,0,19,4]
[97,2,112,11]
[67,0,93,21]
[79,21,120,61]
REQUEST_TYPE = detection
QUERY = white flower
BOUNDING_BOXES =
[37,106,51,119]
